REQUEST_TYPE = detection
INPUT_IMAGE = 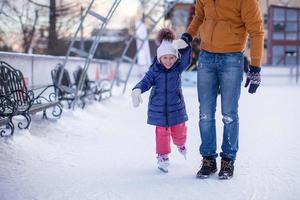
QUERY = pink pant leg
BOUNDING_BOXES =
[156,126,171,155]
[170,123,187,147]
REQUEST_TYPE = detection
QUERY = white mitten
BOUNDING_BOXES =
[131,88,142,107]
[172,39,188,50]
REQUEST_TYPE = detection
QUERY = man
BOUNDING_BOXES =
[173,0,264,179]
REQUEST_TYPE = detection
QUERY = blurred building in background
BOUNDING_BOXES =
[267,5,300,65]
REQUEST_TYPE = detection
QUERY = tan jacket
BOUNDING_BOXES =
[187,0,264,67]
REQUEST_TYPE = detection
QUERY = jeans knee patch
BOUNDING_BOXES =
[200,113,214,121]
[200,114,207,120]
[223,115,234,124]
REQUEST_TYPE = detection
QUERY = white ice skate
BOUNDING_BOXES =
[178,145,187,160]
[157,154,170,173]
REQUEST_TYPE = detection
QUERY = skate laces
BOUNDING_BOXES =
[201,159,214,168]
[220,160,233,170]
[157,154,169,162]
[178,145,186,153]
[157,154,170,168]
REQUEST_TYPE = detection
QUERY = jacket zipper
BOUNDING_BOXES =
[165,72,169,126]
[211,0,218,46]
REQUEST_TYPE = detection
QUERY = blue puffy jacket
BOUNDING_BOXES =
[133,46,191,127]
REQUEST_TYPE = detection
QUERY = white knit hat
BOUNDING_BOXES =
[157,40,178,59]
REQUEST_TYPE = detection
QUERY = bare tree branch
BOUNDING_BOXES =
[28,0,49,8]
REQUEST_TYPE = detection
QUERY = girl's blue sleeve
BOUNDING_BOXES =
[178,45,192,73]
[132,68,155,93]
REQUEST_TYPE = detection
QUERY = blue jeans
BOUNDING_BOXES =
[197,50,244,161]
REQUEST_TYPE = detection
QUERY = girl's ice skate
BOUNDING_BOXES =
[157,154,170,173]
[177,145,187,160]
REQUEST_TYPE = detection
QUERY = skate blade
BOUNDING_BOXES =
[196,174,209,179]
[158,166,168,173]
[196,168,217,179]
[218,174,233,180]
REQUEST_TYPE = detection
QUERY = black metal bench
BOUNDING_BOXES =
[0,95,15,136]
[0,117,11,136]
[27,84,63,121]
[51,64,86,109]
[73,66,103,101]
[0,61,63,135]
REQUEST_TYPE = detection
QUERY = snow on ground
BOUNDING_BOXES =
[0,75,300,200]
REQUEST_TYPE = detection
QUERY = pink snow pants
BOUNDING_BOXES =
[155,123,187,155]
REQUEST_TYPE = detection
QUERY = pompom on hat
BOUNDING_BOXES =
[156,28,178,59]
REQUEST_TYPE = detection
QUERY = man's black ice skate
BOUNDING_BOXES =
[196,157,217,179]
[218,158,234,180]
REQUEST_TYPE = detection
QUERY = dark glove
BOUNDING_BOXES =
[244,65,261,94]
[181,33,193,44]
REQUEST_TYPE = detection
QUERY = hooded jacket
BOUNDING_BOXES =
[133,46,191,127]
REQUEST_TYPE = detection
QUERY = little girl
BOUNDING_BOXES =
[131,28,192,173]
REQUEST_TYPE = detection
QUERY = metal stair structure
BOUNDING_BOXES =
[57,0,122,109]
[112,0,179,94]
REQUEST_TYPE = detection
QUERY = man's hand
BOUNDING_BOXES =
[244,65,261,94]
[131,88,142,107]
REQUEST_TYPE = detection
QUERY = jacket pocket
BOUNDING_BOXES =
[212,21,245,47]
[198,20,207,41]
[199,19,214,44]
[230,24,247,43]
